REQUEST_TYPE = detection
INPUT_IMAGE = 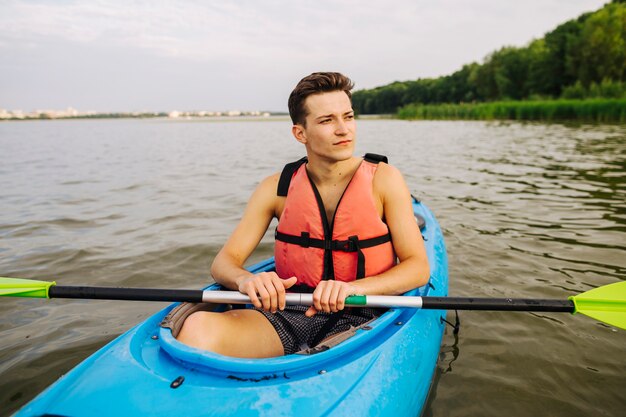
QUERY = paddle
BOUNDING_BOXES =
[1,277,624,330]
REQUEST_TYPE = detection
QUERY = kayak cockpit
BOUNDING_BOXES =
[160,285,381,355]
[154,278,425,376]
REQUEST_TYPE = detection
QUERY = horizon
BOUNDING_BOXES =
[0,0,609,113]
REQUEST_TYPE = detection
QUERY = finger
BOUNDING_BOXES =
[312,283,325,312]
[319,282,335,313]
[305,306,318,317]
[255,283,272,311]
[282,276,298,289]
[270,275,287,311]
[261,276,279,313]
[245,284,262,309]
[277,276,297,310]
[329,283,342,312]
[270,274,287,312]
[277,283,286,311]
[337,286,350,311]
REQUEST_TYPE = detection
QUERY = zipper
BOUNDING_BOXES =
[305,161,363,281]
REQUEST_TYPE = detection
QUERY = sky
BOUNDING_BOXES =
[0,0,610,113]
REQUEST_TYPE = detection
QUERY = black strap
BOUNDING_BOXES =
[349,236,366,279]
[278,154,387,196]
[275,230,391,280]
[275,230,391,252]
[277,157,307,196]
[288,284,316,293]
[310,310,346,348]
[363,153,388,164]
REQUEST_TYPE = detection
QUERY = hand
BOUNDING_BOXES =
[305,280,360,317]
[237,272,298,313]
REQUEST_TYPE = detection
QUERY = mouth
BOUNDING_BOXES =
[334,140,352,146]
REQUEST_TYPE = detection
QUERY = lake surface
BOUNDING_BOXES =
[1,117,625,416]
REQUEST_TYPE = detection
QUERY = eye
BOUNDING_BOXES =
[345,114,354,120]
[320,119,331,124]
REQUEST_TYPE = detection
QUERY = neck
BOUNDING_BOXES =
[306,155,360,186]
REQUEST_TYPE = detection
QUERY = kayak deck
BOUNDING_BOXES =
[16,199,448,417]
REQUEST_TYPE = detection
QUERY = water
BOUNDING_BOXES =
[1,118,624,416]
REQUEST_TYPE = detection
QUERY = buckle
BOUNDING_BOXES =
[333,238,357,252]
[300,232,310,248]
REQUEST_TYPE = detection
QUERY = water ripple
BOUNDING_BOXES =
[1,119,625,416]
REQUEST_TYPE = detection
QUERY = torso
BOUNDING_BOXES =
[273,155,396,285]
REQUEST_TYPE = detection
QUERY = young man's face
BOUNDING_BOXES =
[293,90,356,162]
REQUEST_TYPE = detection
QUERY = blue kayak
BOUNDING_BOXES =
[16,198,448,417]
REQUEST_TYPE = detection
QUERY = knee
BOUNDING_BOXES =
[179,311,209,334]
[177,312,223,350]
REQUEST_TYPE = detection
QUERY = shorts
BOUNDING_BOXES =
[256,305,384,355]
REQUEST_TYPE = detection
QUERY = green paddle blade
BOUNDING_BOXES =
[0,277,55,298]
[570,281,626,330]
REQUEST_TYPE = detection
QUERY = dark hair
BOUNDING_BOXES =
[288,72,354,126]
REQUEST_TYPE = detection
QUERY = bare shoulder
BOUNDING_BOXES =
[372,162,410,203]
[373,162,404,184]
[257,172,281,193]
[248,172,282,218]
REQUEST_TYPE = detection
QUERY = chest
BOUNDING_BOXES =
[275,177,351,225]
[315,184,348,223]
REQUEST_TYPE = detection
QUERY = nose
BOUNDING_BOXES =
[335,119,349,135]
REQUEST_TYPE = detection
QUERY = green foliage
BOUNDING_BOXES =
[397,99,626,123]
[353,2,626,118]
[574,3,626,85]
[562,79,626,99]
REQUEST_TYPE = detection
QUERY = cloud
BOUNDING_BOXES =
[0,0,609,110]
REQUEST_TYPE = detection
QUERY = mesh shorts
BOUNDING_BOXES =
[256,305,383,355]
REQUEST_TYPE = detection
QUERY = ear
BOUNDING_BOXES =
[292,124,307,145]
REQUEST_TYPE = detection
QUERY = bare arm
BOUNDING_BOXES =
[211,174,297,312]
[354,162,430,294]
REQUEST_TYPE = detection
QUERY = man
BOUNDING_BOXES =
[177,72,429,358]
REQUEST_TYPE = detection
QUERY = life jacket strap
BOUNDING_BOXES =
[310,310,346,348]
[288,284,316,293]
[363,153,388,164]
[275,230,390,252]
[275,230,391,280]
[348,236,366,279]
[277,157,308,196]
[277,154,386,197]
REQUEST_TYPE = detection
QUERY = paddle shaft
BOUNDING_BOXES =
[47,286,575,312]
[48,286,203,303]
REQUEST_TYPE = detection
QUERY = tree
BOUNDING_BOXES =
[574,3,626,85]
[350,2,626,114]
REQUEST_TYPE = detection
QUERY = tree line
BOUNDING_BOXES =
[353,1,626,115]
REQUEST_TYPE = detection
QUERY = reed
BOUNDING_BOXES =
[396,99,626,123]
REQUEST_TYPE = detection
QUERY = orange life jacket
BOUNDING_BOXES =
[274,154,397,289]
